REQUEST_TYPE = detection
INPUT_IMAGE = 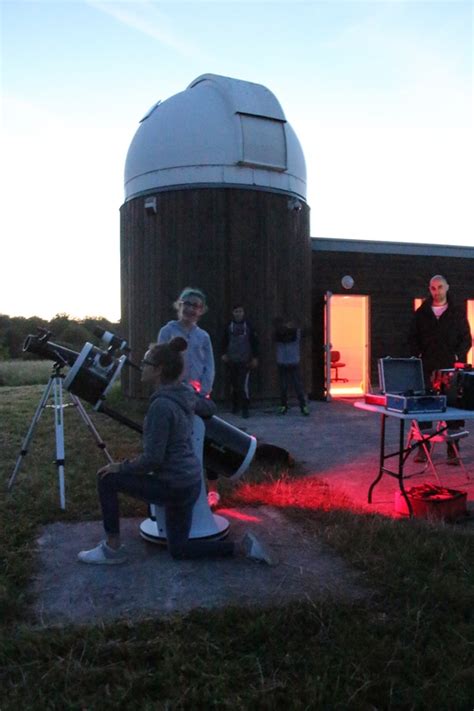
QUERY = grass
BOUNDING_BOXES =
[1,375,473,709]
[0,359,52,387]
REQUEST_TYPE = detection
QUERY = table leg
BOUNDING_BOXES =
[368,413,386,503]
[397,419,413,517]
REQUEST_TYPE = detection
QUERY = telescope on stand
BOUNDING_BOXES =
[9,328,256,539]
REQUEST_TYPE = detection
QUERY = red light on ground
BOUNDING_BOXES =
[216,508,262,522]
[232,476,356,512]
[230,462,402,519]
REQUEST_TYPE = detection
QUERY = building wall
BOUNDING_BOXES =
[121,187,312,401]
[311,248,474,398]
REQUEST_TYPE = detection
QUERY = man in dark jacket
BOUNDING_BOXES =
[408,274,472,464]
[221,305,258,418]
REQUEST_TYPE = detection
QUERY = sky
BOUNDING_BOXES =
[1,0,473,321]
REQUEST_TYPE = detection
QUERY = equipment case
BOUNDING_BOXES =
[378,357,447,414]
[437,368,474,410]
[385,393,446,414]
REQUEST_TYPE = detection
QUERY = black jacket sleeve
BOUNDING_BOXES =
[407,312,422,357]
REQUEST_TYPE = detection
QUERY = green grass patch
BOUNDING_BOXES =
[0,360,53,387]
[1,385,473,709]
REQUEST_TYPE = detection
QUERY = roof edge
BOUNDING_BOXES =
[311,237,474,259]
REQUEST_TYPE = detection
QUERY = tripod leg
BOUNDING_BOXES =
[70,394,113,463]
[8,377,55,490]
[53,376,67,510]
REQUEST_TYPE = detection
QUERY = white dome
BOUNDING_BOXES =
[124,74,307,202]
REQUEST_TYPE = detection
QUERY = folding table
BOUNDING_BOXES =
[354,401,474,516]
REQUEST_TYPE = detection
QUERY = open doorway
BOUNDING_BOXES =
[467,300,474,365]
[325,294,369,398]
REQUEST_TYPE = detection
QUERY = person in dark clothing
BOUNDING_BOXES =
[273,317,309,416]
[408,274,472,464]
[221,305,259,418]
[78,338,274,565]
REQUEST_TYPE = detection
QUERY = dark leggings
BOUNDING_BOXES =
[278,364,306,408]
[98,472,235,559]
[228,361,251,409]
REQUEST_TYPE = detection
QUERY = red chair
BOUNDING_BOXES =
[330,350,348,382]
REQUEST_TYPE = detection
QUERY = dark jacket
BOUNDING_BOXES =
[222,320,259,363]
[119,382,216,487]
[407,297,471,382]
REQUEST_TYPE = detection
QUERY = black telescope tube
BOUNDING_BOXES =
[23,335,79,367]
[98,403,143,433]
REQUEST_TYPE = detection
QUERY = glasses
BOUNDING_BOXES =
[181,300,203,309]
[141,359,156,368]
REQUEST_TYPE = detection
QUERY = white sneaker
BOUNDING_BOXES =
[207,490,221,509]
[78,541,127,565]
[242,532,276,565]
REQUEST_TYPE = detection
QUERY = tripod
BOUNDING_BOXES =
[8,363,113,509]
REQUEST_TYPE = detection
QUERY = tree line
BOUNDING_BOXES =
[0,314,121,360]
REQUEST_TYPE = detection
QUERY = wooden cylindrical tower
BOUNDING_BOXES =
[121,74,311,401]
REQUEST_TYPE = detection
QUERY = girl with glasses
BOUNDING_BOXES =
[158,287,221,508]
[157,287,215,397]
[78,337,273,565]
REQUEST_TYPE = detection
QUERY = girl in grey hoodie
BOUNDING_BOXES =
[78,338,273,565]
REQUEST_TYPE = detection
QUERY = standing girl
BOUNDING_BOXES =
[157,287,214,397]
[158,287,220,507]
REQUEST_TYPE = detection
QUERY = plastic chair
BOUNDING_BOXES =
[330,350,348,382]
[407,420,470,483]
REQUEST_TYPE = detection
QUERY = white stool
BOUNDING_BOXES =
[139,415,230,544]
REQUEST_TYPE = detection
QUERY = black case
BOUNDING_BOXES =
[385,393,446,414]
[437,368,474,410]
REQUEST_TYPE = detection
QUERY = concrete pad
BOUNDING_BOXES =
[30,399,473,626]
[32,507,370,626]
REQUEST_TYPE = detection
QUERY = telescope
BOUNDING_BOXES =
[22,329,256,479]
[93,326,130,355]
[23,330,78,368]
[16,327,257,539]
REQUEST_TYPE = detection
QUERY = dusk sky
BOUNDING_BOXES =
[1,0,472,320]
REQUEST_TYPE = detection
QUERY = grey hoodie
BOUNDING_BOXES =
[119,382,216,488]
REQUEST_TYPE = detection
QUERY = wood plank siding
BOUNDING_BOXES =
[311,247,474,398]
[120,188,312,401]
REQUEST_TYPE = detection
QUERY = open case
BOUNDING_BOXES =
[378,357,446,414]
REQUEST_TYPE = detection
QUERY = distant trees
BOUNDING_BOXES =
[0,314,121,360]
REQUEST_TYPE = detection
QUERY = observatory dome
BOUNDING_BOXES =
[124,74,306,202]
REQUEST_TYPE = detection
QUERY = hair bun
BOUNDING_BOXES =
[169,336,188,353]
